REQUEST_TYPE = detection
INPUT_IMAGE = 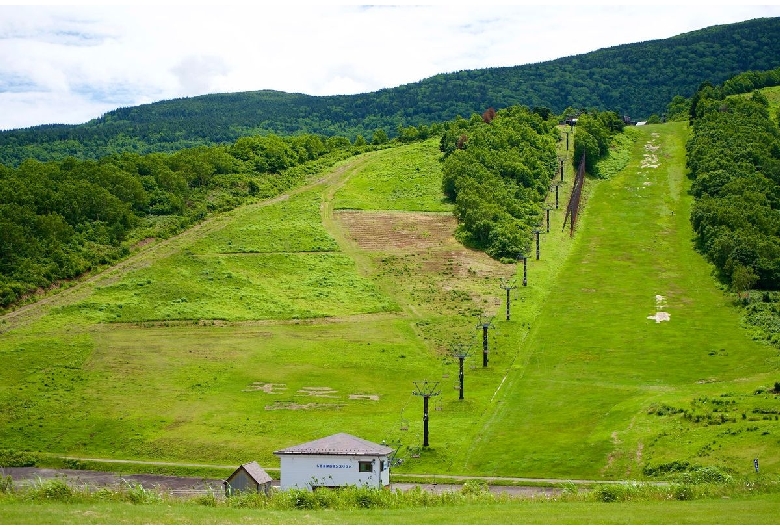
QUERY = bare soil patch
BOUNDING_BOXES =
[336,210,513,280]
[336,211,456,252]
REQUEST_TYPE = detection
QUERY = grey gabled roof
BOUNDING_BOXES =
[274,433,393,457]
[225,461,273,485]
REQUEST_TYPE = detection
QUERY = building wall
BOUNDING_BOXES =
[279,454,390,490]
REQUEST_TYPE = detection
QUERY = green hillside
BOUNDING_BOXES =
[1,122,778,484]
[2,18,780,165]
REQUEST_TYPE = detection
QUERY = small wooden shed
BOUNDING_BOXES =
[223,461,273,496]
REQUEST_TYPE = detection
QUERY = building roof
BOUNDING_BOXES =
[274,433,393,457]
[225,461,273,485]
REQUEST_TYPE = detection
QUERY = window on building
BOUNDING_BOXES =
[359,461,373,472]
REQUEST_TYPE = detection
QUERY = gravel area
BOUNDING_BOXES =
[2,467,561,499]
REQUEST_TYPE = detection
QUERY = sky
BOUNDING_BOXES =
[1,4,780,131]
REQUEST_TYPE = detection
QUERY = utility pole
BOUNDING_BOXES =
[558,156,566,182]
[451,344,469,400]
[499,278,517,321]
[476,315,494,368]
[518,252,528,287]
[412,380,441,447]
[533,228,542,260]
[551,182,561,209]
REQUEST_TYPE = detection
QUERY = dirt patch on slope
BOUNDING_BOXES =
[335,210,513,279]
[336,211,457,251]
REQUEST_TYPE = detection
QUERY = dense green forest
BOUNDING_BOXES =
[2,17,780,166]
[438,104,630,261]
[439,107,558,260]
[0,134,377,307]
[687,87,780,292]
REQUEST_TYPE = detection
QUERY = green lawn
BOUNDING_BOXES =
[463,123,780,478]
[1,494,779,525]
[333,138,452,212]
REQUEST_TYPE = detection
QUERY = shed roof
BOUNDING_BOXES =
[274,433,393,457]
[225,461,273,485]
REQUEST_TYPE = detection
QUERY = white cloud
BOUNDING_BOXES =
[1,5,780,130]
[171,55,231,95]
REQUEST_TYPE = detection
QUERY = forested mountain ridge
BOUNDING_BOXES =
[2,17,780,166]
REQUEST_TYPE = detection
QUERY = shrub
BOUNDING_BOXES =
[0,475,13,494]
[62,458,87,470]
[28,479,74,502]
[192,492,217,507]
[0,449,37,467]
[353,486,383,509]
[681,467,733,485]
[642,460,692,477]
[461,479,490,497]
[119,481,162,505]
[224,490,267,509]
[672,484,695,500]
[594,484,622,503]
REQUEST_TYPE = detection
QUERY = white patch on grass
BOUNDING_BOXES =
[244,382,287,394]
[297,386,338,398]
[647,312,670,323]
[648,295,669,322]
[641,140,661,168]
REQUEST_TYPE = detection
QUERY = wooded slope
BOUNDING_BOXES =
[2,17,780,165]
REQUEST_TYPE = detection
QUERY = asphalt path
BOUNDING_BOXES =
[2,467,564,498]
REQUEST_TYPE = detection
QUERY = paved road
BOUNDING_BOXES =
[2,467,563,498]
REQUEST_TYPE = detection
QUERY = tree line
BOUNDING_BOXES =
[687,85,780,292]
[439,106,559,261]
[3,18,780,167]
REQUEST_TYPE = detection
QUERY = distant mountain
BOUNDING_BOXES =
[2,17,780,166]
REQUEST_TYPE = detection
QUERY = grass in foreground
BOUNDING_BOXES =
[1,477,779,525]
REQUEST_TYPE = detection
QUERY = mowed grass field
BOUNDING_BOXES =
[465,122,780,479]
[1,128,779,484]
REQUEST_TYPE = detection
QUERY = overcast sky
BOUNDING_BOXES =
[1,4,780,131]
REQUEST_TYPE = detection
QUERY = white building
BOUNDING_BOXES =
[273,433,393,490]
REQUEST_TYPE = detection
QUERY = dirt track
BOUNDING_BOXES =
[2,468,561,499]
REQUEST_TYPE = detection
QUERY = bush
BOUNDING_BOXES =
[594,484,623,502]
[681,467,733,485]
[192,492,217,507]
[119,481,163,505]
[224,490,267,509]
[0,449,37,467]
[461,479,490,497]
[0,474,13,494]
[643,460,692,477]
[29,479,73,502]
[672,484,695,500]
